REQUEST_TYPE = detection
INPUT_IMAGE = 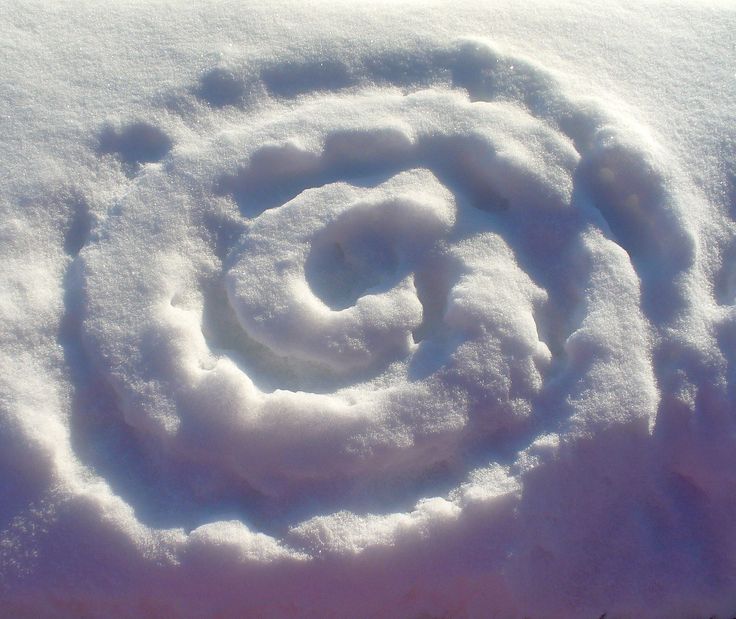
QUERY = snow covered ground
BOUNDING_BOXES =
[1,2,736,617]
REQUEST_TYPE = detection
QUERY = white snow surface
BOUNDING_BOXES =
[1,1,736,617]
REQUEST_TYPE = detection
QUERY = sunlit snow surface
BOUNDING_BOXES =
[2,3,736,617]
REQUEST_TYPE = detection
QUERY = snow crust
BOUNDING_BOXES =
[1,2,736,617]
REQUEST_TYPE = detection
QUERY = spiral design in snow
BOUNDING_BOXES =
[78,39,692,532]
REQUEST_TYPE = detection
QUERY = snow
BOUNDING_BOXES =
[1,2,736,617]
